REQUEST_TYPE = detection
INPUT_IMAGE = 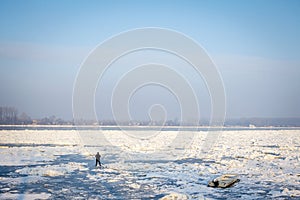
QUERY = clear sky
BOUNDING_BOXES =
[0,0,299,120]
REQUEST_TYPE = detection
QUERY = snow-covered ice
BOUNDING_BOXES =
[0,129,299,199]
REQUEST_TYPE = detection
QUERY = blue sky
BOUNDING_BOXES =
[0,0,299,120]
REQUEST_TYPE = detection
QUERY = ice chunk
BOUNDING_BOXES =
[160,193,189,200]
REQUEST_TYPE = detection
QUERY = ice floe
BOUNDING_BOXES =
[0,129,299,199]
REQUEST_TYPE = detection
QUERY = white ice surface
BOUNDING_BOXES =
[0,129,299,199]
[0,193,50,200]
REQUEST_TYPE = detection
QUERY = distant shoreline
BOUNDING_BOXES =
[0,124,299,131]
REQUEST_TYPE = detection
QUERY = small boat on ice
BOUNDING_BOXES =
[208,174,240,188]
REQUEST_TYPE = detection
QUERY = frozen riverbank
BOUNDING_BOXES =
[0,129,299,199]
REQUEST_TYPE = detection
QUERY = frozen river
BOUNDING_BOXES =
[0,128,299,199]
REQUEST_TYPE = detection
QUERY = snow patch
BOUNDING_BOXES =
[160,193,189,200]
[0,192,50,200]
[15,162,88,177]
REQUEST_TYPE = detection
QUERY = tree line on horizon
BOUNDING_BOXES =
[0,106,68,125]
[0,106,299,127]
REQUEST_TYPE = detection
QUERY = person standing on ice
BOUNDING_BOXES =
[95,152,101,167]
